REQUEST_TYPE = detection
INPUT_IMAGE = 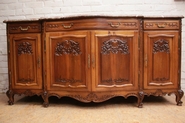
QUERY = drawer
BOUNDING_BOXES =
[8,22,41,33]
[45,18,139,31]
[144,20,180,30]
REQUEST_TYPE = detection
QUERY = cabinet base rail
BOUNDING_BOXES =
[6,90,184,108]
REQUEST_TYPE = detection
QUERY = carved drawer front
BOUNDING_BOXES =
[144,20,180,30]
[45,18,139,31]
[8,22,41,33]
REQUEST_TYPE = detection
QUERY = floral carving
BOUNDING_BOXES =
[145,22,179,28]
[18,78,34,82]
[47,24,59,28]
[153,39,170,53]
[55,40,81,56]
[140,19,143,30]
[122,22,137,27]
[102,79,113,83]
[145,23,153,28]
[153,77,168,81]
[31,25,40,30]
[168,22,178,27]
[56,77,82,83]
[23,90,37,96]
[101,39,129,54]
[68,93,116,102]
[102,78,128,83]
[10,27,18,30]
[10,25,40,31]
[18,42,33,55]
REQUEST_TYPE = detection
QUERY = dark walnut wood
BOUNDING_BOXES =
[4,16,184,108]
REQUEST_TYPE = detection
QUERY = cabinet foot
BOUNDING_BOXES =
[43,102,49,107]
[176,89,184,106]
[42,91,49,107]
[6,90,14,105]
[137,91,144,108]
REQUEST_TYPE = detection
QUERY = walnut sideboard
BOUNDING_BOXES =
[4,15,184,107]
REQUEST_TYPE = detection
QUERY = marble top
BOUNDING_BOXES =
[3,14,184,23]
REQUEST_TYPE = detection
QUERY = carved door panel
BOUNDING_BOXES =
[9,34,42,89]
[92,31,139,91]
[46,31,90,91]
[144,31,179,89]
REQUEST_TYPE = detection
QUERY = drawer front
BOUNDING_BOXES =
[8,22,41,33]
[144,20,180,30]
[45,19,139,31]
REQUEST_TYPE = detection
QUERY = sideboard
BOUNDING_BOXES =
[4,15,184,107]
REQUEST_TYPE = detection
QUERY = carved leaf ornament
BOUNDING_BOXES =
[153,39,170,53]
[56,77,82,83]
[55,40,81,56]
[18,78,34,82]
[101,39,129,54]
[18,42,33,55]
[153,77,168,81]
[102,78,128,83]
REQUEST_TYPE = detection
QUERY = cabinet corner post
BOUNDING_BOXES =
[7,71,13,103]
[44,38,46,52]
[138,35,140,50]
[8,38,10,54]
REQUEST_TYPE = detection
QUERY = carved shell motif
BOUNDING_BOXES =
[101,39,129,55]
[55,40,81,56]
[153,39,170,54]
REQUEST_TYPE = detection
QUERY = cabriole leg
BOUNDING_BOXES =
[42,91,49,107]
[137,91,144,108]
[176,89,184,106]
[6,90,14,105]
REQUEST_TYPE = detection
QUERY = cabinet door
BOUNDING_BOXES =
[45,31,90,91]
[10,34,42,89]
[144,31,179,89]
[92,31,139,91]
